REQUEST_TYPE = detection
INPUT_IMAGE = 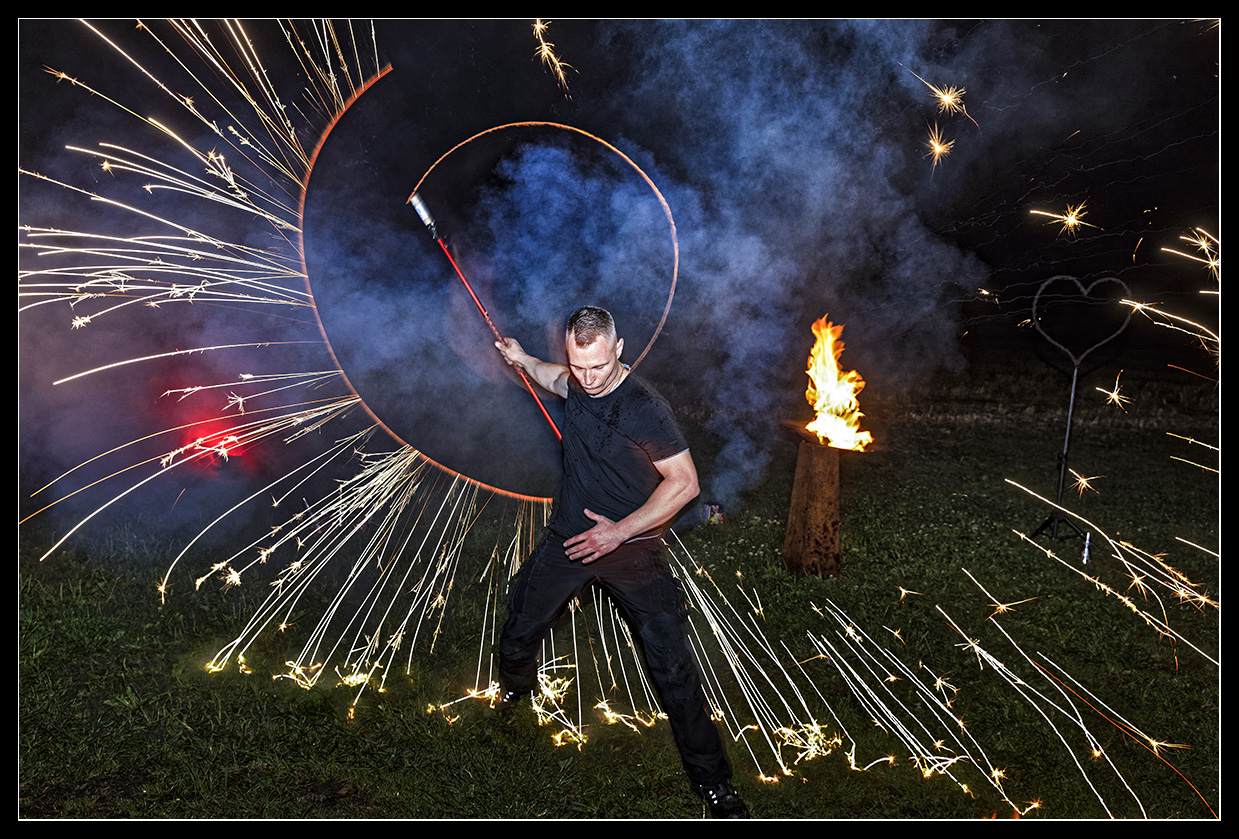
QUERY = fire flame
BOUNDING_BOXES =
[803,316,872,451]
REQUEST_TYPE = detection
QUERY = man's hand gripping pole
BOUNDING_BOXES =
[408,192,562,442]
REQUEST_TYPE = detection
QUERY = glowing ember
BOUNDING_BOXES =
[803,315,873,451]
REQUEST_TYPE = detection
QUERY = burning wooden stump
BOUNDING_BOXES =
[782,314,873,578]
[783,438,841,578]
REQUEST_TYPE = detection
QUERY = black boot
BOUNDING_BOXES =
[489,688,525,719]
[695,781,749,818]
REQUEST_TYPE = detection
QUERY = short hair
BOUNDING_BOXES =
[566,306,616,348]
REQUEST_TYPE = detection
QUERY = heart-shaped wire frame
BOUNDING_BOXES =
[1032,274,1133,367]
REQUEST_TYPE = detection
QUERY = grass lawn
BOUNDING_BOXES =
[19,335,1218,819]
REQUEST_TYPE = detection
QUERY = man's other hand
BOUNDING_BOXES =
[564,509,624,564]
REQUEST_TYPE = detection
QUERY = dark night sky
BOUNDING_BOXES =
[19,19,1219,534]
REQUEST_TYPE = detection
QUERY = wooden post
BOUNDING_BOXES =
[782,440,840,578]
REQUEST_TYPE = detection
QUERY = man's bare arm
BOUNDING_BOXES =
[564,449,700,564]
[495,337,570,398]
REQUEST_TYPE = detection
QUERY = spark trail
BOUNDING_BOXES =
[532,19,575,95]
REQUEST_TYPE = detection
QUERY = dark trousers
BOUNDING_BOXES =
[499,535,732,788]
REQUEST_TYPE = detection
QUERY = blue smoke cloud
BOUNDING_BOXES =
[464,20,988,505]
[20,19,1217,540]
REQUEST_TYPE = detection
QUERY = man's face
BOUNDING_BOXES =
[566,336,625,397]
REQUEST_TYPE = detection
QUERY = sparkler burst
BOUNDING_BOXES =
[1029,202,1098,237]
[906,67,980,130]
[1096,369,1131,412]
[1068,469,1103,497]
[924,122,955,173]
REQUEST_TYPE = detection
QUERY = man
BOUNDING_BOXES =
[492,306,748,819]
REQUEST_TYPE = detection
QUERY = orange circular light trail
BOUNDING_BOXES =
[300,83,679,502]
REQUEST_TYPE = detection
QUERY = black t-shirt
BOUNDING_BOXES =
[548,373,689,542]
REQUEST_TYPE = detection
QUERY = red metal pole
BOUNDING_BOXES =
[433,238,562,441]
[408,191,560,441]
